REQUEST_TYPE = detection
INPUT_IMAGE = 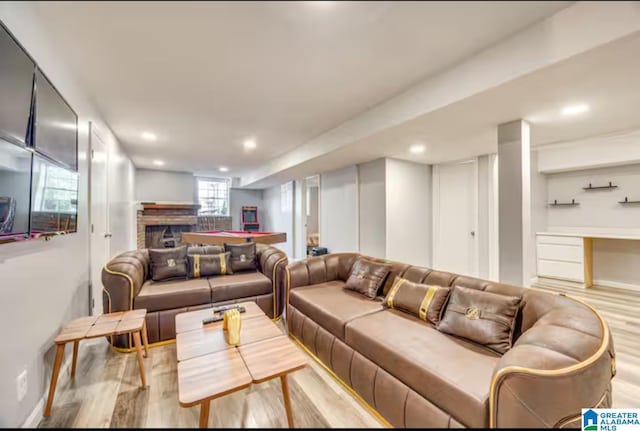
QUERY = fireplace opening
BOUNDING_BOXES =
[145,225,192,249]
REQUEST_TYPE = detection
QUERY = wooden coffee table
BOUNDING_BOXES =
[175,302,307,428]
[44,309,149,417]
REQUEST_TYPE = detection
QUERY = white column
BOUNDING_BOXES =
[497,120,531,286]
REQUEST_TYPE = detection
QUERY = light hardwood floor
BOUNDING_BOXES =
[39,281,639,428]
[533,279,640,409]
[38,324,384,428]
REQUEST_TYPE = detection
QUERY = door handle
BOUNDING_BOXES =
[470,231,475,237]
[104,233,113,238]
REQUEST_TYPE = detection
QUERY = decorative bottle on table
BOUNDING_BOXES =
[223,309,242,345]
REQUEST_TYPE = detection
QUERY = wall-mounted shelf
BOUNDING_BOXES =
[548,199,579,207]
[582,182,618,190]
[618,197,640,204]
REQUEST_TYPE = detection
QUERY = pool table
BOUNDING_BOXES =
[181,230,287,246]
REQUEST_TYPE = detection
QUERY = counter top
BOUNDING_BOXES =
[537,232,640,241]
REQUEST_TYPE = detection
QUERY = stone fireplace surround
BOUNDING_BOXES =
[136,203,231,249]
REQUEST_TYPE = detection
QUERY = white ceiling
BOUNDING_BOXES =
[241,31,640,188]
[33,1,570,176]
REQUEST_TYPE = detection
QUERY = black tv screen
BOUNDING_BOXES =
[35,69,78,171]
[0,23,35,147]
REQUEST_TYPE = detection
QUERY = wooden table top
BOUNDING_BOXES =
[239,335,307,384]
[177,348,252,407]
[176,313,282,362]
[175,302,307,407]
[175,302,264,335]
[54,310,146,344]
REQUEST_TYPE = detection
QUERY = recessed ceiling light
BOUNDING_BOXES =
[243,139,257,150]
[219,166,229,172]
[409,144,426,154]
[561,104,589,116]
[142,131,157,141]
[152,160,165,166]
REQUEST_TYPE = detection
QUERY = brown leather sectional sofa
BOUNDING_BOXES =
[286,253,615,428]
[102,243,287,349]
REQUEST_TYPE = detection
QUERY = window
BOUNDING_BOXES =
[197,177,230,216]
[32,161,78,214]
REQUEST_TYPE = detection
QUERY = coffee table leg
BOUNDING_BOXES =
[132,331,147,388]
[44,343,65,417]
[199,400,210,428]
[142,320,150,358]
[280,375,294,428]
[71,341,79,378]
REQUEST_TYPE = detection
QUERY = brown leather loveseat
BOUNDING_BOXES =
[286,253,615,428]
[103,243,287,349]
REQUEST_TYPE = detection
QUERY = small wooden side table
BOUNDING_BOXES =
[44,309,150,417]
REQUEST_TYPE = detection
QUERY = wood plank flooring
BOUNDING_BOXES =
[38,327,383,428]
[533,279,640,409]
[39,281,640,427]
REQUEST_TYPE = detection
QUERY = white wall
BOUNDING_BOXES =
[477,155,491,279]
[385,159,431,266]
[0,3,135,426]
[528,150,548,286]
[546,164,640,230]
[545,163,640,288]
[262,182,294,256]
[229,188,263,231]
[358,159,386,257]
[135,168,194,203]
[108,140,136,255]
[320,166,358,253]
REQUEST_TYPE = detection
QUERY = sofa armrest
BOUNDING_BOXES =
[256,244,288,317]
[101,250,149,314]
[286,253,360,300]
[490,296,615,428]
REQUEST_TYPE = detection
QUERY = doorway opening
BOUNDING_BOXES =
[304,175,320,257]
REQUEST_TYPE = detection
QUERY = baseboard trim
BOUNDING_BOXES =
[21,397,44,428]
[593,279,640,292]
[22,355,72,428]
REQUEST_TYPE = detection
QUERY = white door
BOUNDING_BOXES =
[433,160,478,276]
[89,123,110,315]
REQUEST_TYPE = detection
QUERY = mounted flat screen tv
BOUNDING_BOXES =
[0,140,32,243]
[0,22,35,147]
[30,154,78,235]
[0,20,79,244]
[34,69,78,171]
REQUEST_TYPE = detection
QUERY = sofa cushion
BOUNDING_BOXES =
[149,245,188,281]
[134,278,211,312]
[384,277,451,325]
[187,252,233,278]
[437,285,522,354]
[344,257,392,299]
[208,271,271,303]
[345,309,499,428]
[289,281,384,340]
[225,242,258,272]
[187,245,224,255]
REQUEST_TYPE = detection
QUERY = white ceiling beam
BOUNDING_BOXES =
[240,1,640,188]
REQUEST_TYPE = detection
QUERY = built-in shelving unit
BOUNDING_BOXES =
[618,197,640,204]
[549,199,579,207]
[582,181,618,190]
